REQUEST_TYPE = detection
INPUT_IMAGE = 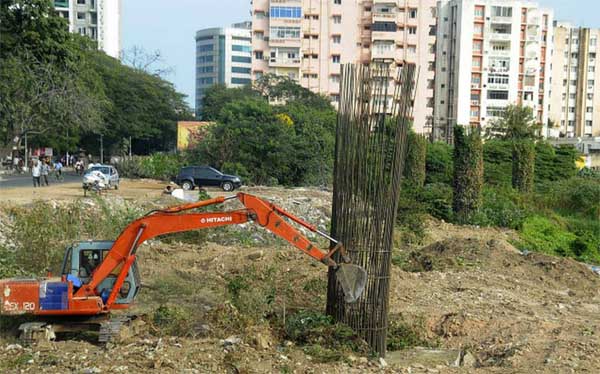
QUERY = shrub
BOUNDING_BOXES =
[535,142,578,183]
[452,127,483,224]
[284,310,368,362]
[387,315,431,351]
[538,177,600,218]
[475,187,529,229]
[117,153,183,180]
[516,215,577,258]
[153,304,194,336]
[483,140,512,186]
[426,142,453,185]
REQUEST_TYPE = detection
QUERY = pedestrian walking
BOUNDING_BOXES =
[41,160,50,186]
[32,160,41,187]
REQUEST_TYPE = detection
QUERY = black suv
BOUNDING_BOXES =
[173,166,242,192]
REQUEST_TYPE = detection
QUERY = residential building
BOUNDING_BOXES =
[251,0,438,133]
[53,0,121,59]
[433,0,553,142]
[195,22,253,117]
[548,22,600,138]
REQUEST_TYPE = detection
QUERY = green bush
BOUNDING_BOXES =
[153,304,194,336]
[117,153,183,180]
[516,215,577,257]
[475,187,529,229]
[387,315,431,351]
[535,142,578,183]
[483,140,512,186]
[284,310,368,362]
[426,142,453,185]
[538,177,600,218]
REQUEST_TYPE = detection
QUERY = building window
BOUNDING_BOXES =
[487,90,509,100]
[570,93,576,99]
[197,66,214,73]
[270,26,301,39]
[474,6,484,17]
[407,45,416,54]
[232,56,252,63]
[232,67,251,74]
[591,38,597,46]
[587,107,593,113]
[473,41,482,52]
[472,57,481,67]
[332,55,340,63]
[334,0,341,4]
[487,107,506,117]
[470,108,480,118]
[197,55,213,63]
[488,74,509,84]
[270,6,302,19]
[588,79,595,86]
[372,22,397,32]
[569,107,575,113]
[232,45,251,53]
[474,24,483,35]
[409,9,417,18]
[77,0,85,4]
[197,44,214,52]
[333,15,341,24]
[255,11,266,19]
[408,27,417,35]
[330,75,340,84]
[254,51,263,60]
[471,74,481,85]
[588,93,594,100]
[77,12,86,20]
[491,6,512,17]
[198,77,214,85]
[590,66,596,73]
[332,35,341,43]
[231,77,251,85]
[331,94,340,102]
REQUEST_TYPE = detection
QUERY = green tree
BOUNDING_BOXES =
[486,105,541,141]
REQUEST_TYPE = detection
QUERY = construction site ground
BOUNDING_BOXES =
[0,180,599,373]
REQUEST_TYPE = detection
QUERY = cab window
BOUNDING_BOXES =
[79,250,102,278]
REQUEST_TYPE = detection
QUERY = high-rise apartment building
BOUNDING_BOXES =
[195,22,253,117]
[251,0,437,132]
[548,22,600,138]
[54,0,121,59]
[433,0,552,141]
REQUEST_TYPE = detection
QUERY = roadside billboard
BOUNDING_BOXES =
[177,121,212,151]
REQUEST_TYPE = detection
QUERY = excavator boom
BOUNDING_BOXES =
[1,193,366,319]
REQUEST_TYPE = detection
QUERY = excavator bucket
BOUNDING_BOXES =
[336,264,367,303]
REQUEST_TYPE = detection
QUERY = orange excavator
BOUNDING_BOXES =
[0,193,366,342]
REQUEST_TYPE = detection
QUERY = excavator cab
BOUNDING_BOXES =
[61,241,141,306]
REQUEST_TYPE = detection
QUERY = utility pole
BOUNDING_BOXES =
[24,133,28,171]
[100,134,104,164]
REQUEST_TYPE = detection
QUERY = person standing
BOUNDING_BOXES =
[32,160,41,187]
[41,160,50,186]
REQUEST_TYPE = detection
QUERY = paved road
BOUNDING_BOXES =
[0,171,81,188]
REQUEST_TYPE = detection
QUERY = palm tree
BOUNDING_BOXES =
[485,105,542,141]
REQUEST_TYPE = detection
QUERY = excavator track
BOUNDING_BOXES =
[99,315,131,343]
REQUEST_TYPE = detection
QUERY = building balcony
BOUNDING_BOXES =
[488,49,511,57]
[490,16,513,24]
[373,12,396,23]
[269,38,301,47]
[269,58,301,67]
[371,31,397,41]
[487,83,509,90]
[372,49,395,60]
[488,33,512,41]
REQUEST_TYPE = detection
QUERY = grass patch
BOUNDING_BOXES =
[387,315,433,351]
[284,310,369,362]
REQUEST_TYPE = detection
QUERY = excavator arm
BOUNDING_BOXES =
[74,193,366,307]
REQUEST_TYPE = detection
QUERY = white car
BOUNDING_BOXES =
[82,165,119,195]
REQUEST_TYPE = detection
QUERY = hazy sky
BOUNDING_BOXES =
[122,0,600,109]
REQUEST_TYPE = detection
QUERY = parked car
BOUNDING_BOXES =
[82,164,119,196]
[172,166,241,192]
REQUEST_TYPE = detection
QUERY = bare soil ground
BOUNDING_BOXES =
[0,183,599,373]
